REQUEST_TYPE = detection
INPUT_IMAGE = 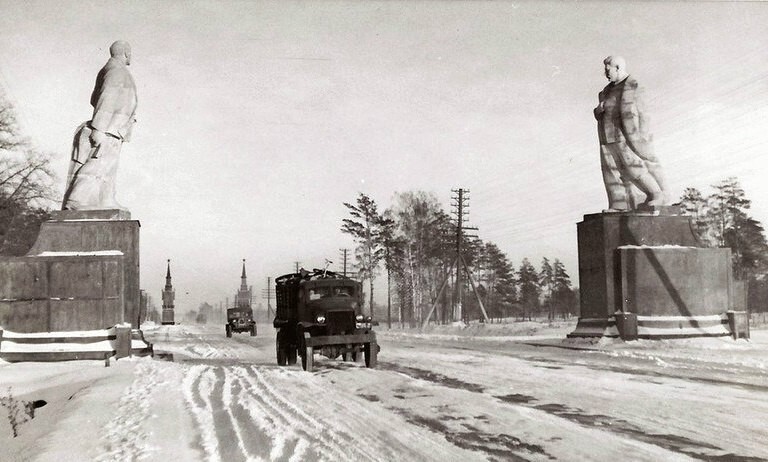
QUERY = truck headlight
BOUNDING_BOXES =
[316,315,326,324]
[356,315,364,322]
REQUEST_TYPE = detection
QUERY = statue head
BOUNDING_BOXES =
[109,40,132,66]
[603,55,627,83]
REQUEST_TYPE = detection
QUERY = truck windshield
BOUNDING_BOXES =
[333,286,354,297]
[307,286,354,300]
[308,287,331,300]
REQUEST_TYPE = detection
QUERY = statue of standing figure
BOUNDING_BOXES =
[594,56,669,211]
[62,40,137,211]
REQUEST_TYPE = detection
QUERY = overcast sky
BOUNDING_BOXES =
[1,1,767,313]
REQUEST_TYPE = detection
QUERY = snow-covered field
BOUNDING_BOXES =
[1,321,767,461]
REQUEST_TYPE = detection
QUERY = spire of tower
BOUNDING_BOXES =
[240,259,248,291]
[164,259,173,290]
[161,258,176,324]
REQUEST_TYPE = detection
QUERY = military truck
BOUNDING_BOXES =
[274,269,378,372]
[225,307,257,337]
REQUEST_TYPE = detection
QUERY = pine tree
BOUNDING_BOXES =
[341,193,386,316]
[551,259,576,319]
[707,177,768,278]
[678,178,768,279]
[517,258,540,321]
[678,187,709,243]
[539,257,555,321]
[480,242,516,321]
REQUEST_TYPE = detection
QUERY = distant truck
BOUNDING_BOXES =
[274,269,378,372]
[226,307,257,337]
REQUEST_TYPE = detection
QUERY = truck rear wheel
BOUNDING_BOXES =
[364,341,378,368]
[250,326,257,337]
[276,333,287,366]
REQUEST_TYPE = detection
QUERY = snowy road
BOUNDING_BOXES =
[2,323,767,461]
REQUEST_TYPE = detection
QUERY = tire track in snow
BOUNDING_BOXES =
[208,367,248,462]
[238,366,441,462]
[227,373,273,458]
[227,367,307,461]
[185,364,315,462]
[183,365,222,461]
[232,366,355,462]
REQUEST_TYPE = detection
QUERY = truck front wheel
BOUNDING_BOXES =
[287,348,297,365]
[301,347,314,372]
[301,332,314,372]
[364,342,378,368]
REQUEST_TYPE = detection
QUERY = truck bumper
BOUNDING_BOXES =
[304,331,376,347]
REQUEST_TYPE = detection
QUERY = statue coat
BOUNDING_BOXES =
[595,75,655,161]
[89,57,137,142]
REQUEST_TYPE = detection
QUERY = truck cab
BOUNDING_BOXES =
[274,269,377,371]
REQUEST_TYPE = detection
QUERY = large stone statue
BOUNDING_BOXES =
[594,56,668,211]
[62,40,137,211]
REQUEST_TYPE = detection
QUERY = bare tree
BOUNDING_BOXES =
[0,92,55,255]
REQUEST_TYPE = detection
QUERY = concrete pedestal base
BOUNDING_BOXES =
[0,210,151,361]
[570,210,740,340]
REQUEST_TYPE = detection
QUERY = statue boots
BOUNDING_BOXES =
[646,162,670,205]
[603,174,631,212]
[632,172,664,207]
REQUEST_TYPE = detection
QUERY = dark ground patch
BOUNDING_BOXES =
[495,393,538,405]
[377,362,486,393]
[390,408,554,461]
[527,402,763,461]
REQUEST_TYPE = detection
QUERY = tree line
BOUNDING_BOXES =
[678,177,768,311]
[343,178,768,325]
[341,191,578,326]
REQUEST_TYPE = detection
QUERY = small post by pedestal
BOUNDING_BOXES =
[727,311,750,340]
[615,312,638,341]
[115,325,132,358]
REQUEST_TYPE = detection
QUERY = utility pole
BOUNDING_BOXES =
[339,248,350,276]
[261,276,273,320]
[422,187,489,329]
[452,188,469,322]
[294,261,301,273]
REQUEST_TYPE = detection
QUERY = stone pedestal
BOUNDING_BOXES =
[569,208,736,339]
[27,210,141,328]
[0,209,151,361]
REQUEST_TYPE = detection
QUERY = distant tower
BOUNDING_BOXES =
[235,259,252,310]
[161,259,176,325]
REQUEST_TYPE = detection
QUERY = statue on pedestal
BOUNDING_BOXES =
[594,56,669,212]
[62,40,137,211]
